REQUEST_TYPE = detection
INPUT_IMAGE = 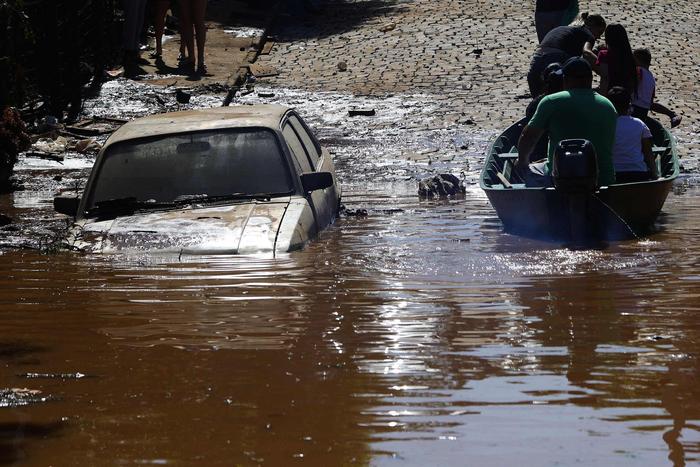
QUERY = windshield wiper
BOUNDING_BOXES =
[87,197,175,218]
[87,192,293,218]
[173,192,291,205]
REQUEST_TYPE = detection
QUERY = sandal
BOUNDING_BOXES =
[197,63,208,76]
[670,114,682,128]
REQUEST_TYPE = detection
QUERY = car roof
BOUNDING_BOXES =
[105,104,292,146]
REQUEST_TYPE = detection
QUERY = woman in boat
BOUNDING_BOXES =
[526,12,606,97]
[607,86,657,183]
[593,24,637,96]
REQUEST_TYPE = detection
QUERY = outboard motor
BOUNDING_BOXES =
[551,139,598,193]
[551,139,599,246]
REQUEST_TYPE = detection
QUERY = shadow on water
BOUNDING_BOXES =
[0,342,47,362]
[0,421,63,465]
[0,341,59,465]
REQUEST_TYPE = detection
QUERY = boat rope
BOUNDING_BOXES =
[591,193,641,240]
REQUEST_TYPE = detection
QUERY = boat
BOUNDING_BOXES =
[479,117,679,242]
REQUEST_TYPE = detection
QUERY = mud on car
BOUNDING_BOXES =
[54,105,341,255]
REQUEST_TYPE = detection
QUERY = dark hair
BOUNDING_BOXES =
[541,62,564,94]
[581,12,606,30]
[607,86,631,115]
[633,48,652,67]
[604,24,638,95]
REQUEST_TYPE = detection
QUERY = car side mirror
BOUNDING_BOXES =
[301,172,333,192]
[54,196,80,217]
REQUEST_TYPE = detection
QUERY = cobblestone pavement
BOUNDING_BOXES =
[254,0,700,160]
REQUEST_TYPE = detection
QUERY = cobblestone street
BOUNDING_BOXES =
[254,0,699,158]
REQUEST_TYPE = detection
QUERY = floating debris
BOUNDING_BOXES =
[418,173,466,198]
[0,388,50,408]
[19,372,88,379]
[348,108,376,117]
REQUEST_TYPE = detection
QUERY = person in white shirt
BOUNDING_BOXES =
[632,48,682,128]
[607,86,658,183]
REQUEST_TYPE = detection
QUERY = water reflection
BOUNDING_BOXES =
[2,79,700,464]
[2,183,700,465]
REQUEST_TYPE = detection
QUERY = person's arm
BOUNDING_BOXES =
[596,64,609,94]
[582,41,597,64]
[642,137,658,178]
[517,125,546,169]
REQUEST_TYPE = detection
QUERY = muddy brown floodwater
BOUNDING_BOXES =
[1,81,700,465]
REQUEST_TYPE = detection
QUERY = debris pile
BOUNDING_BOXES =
[418,173,466,198]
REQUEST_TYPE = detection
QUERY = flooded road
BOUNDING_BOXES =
[1,81,700,465]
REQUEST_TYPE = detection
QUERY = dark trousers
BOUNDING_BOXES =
[631,105,649,119]
[527,49,567,97]
[122,0,148,51]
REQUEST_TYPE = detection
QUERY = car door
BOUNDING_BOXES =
[287,113,340,219]
[281,115,336,230]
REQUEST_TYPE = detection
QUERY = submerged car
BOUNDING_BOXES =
[54,105,341,255]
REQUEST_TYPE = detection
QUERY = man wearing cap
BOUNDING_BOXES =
[517,56,617,187]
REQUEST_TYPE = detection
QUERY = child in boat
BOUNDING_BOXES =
[631,48,682,128]
[607,86,658,183]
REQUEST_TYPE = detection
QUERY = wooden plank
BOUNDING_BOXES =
[503,160,512,180]
[498,152,519,160]
[496,172,512,188]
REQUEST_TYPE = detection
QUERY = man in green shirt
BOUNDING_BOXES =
[517,57,617,186]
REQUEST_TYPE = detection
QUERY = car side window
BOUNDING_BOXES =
[282,123,312,173]
[288,115,321,168]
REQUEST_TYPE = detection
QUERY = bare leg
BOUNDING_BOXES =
[153,0,170,56]
[651,102,681,127]
[192,0,207,71]
[179,0,195,69]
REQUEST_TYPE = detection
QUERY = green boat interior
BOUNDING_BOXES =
[482,118,678,190]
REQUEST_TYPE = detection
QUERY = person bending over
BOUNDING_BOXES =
[526,12,606,97]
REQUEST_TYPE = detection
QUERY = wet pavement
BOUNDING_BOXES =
[2,0,700,465]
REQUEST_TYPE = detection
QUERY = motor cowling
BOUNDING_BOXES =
[552,139,598,194]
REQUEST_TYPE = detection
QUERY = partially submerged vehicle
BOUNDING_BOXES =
[54,105,341,255]
[480,117,679,242]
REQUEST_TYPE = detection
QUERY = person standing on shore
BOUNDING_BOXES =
[122,0,149,78]
[526,13,606,97]
[151,0,171,60]
[535,0,580,43]
[179,0,208,75]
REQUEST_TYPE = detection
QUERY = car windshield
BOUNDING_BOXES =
[87,128,293,211]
